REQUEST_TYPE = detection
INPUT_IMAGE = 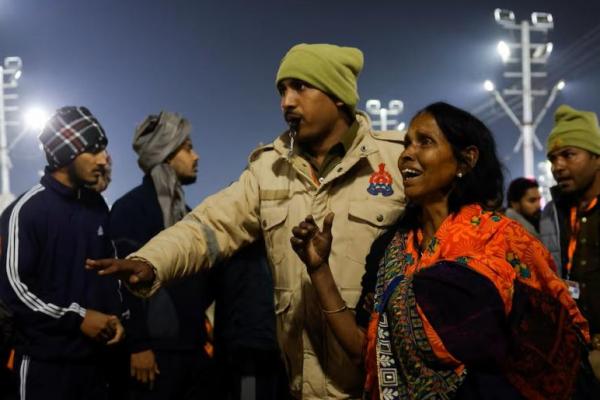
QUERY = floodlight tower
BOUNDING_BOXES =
[0,57,49,213]
[484,9,563,178]
[365,99,405,131]
[0,56,23,209]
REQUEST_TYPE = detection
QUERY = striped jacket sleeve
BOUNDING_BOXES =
[0,186,85,334]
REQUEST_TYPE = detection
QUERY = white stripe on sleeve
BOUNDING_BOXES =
[6,185,86,319]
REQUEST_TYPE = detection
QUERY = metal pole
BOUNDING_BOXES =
[380,108,388,131]
[521,20,535,177]
[533,83,560,130]
[0,65,11,195]
[492,90,522,129]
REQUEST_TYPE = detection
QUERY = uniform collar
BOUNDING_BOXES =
[297,120,359,178]
[273,112,372,159]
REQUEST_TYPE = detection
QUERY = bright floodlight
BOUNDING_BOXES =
[366,99,381,114]
[533,42,553,59]
[3,56,23,83]
[397,122,406,131]
[25,108,51,131]
[557,80,566,90]
[497,41,511,62]
[494,8,515,25]
[3,56,22,71]
[483,80,495,92]
[531,12,554,28]
[388,100,404,114]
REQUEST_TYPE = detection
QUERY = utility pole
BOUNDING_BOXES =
[365,99,405,131]
[0,56,23,211]
[520,19,535,178]
[485,9,563,178]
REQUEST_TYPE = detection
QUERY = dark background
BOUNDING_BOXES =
[1,0,598,205]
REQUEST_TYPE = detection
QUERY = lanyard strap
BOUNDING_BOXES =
[377,275,405,314]
[565,197,598,278]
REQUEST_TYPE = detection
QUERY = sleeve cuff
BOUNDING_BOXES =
[124,256,162,298]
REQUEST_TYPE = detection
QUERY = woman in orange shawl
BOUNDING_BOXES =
[291,102,596,399]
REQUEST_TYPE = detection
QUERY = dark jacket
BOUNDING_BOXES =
[212,239,277,354]
[540,186,600,334]
[0,173,121,361]
[109,176,212,352]
[539,187,569,272]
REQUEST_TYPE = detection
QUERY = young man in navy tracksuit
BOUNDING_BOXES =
[0,106,125,400]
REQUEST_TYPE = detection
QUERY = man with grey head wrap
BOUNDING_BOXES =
[133,112,195,227]
[109,112,215,399]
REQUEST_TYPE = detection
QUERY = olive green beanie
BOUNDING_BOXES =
[275,43,363,111]
[547,104,600,155]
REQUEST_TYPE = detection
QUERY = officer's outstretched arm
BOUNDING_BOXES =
[124,165,261,296]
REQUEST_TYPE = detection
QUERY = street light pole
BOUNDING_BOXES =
[520,20,535,177]
[0,56,23,211]
[365,99,405,131]
[486,9,558,178]
[0,63,9,197]
[533,80,565,129]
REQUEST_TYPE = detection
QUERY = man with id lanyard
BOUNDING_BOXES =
[540,104,600,383]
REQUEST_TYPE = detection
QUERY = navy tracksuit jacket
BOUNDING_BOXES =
[0,173,122,362]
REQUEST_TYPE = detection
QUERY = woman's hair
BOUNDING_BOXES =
[414,101,505,213]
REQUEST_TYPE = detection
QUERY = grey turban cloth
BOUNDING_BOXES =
[133,111,191,228]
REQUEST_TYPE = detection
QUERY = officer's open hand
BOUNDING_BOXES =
[290,213,334,273]
[85,258,155,286]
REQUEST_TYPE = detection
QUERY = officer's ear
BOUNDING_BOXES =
[332,100,354,124]
[592,152,600,172]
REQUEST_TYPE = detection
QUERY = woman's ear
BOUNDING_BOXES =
[460,146,479,174]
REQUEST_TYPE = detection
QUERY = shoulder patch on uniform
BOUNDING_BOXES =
[367,163,394,197]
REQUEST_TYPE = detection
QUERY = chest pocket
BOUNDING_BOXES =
[260,207,288,267]
[344,200,403,264]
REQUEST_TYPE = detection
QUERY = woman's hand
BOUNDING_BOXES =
[290,212,365,362]
[290,213,334,272]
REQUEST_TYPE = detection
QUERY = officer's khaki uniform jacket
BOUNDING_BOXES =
[130,112,406,399]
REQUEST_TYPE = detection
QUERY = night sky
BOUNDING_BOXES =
[1,0,599,205]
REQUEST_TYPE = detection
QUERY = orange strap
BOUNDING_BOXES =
[203,318,214,358]
[565,198,598,278]
[309,167,320,186]
[6,349,14,371]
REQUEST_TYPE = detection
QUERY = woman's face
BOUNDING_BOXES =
[398,112,459,204]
